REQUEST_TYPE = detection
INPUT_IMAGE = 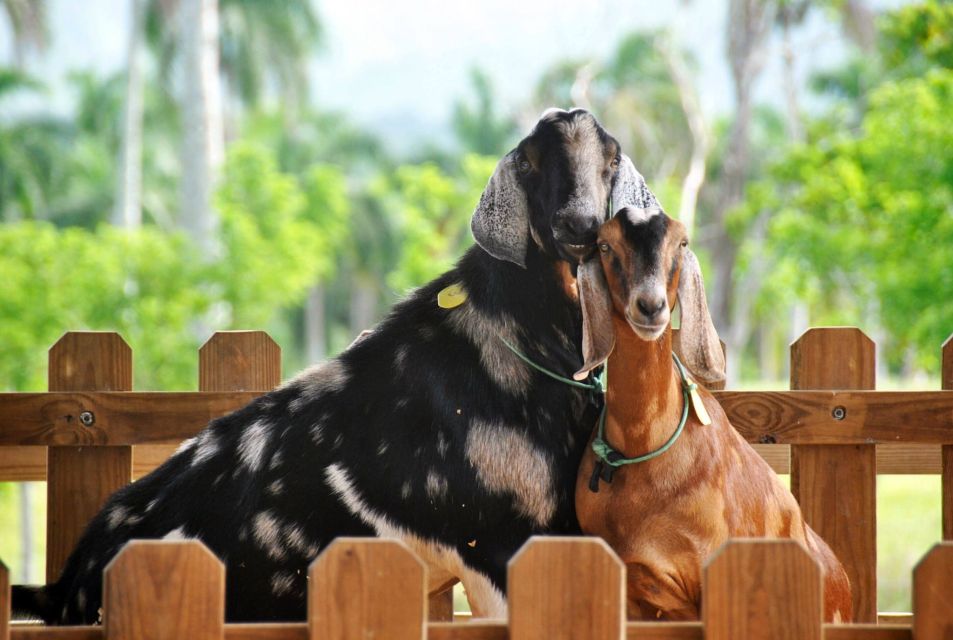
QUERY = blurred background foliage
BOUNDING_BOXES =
[0,0,950,611]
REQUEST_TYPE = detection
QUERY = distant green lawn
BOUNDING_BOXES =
[0,476,943,614]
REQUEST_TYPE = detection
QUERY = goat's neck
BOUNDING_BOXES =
[603,314,683,458]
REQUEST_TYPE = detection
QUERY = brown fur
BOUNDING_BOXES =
[575,212,852,622]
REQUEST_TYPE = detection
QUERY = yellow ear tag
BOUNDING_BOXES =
[437,283,468,309]
[689,383,712,426]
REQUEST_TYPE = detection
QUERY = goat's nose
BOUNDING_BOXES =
[636,296,666,319]
[557,215,600,243]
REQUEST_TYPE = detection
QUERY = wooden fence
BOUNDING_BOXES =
[1,537,952,639]
[0,327,951,636]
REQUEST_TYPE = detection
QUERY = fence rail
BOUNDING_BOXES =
[0,327,951,632]
[3,537,953,640]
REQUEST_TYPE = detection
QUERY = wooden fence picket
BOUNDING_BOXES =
[46,332,134,583]
[308,538,426,640]
[941,336,953,540]
[103,540,224,640]
[508,537,624,640]
[703,539,822,640]
[913,542,953,640]
[0,561,8,640]
[133,331,282,480]
[790,327,877,622]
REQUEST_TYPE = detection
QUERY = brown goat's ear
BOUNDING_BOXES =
[676,250,726,384]
[471,151,529,268]
[573,259,616,381]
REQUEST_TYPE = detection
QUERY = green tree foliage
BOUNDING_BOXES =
[759,1,953,372]
[0,144,350,391]
[452,68,518,156]
[0,222,209,390]
[216,143,350,327]
[376,154,495,293]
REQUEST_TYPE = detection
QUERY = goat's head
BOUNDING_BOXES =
[471,108,658,267]
[573,207,726,384]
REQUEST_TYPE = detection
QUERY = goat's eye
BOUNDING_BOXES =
[610,156,620,170]
[680,239,689,248]
[518,159,532,174]
[598,242,610,253]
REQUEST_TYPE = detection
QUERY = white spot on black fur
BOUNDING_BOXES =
[426,470,448,500]
[106,505,129,531]
[465,419,556,526]
[267,479,285,496]
[286,359,350,413]
[394,344,410,371]
[377,441,389,456]
[310,416,326,446]
[191,429,219,467]
[252,511,287,561]
[162,526,190,541]
[447,307,531,394]
[437,432,449,458]
[401,481,412,499]
[238,419,271,472]
[271,572,295,597]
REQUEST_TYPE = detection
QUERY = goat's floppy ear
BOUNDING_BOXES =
[573,259,616,381]
[677,250,726,384]
[611,154,660,211]
[471,151,529,268]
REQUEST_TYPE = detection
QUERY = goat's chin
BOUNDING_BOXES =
[625,315,668,342]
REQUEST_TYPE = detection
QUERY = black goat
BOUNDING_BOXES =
[13,108,659,623]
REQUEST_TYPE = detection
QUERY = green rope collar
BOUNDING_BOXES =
[499,338,694,491]
[499,336,604,393]
[587,352,695,491]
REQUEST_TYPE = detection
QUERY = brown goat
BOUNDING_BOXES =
[573,207,852,622]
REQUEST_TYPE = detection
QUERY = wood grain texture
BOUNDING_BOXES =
[308,538,426,640]
[428,587,455,622]
[46,332,133,583]
[0,623,919,640]
[0,447,46,481]
[1,561,9,640]
[429,623,508,640]
[913,542,953,640]
[0,391,261,446]
[199,331,281,392]
[717,390,953,444]
[132,445,179,479]
[103,540,224,640]
[508,537,624,640]
[703,539,822,640]
[626,622,702,639]
[2,389,949,447]
[1,441,943,482]
[789,327,877,623]
[941,335,952,540]
[824,626,912,640]
[11,629,102,640]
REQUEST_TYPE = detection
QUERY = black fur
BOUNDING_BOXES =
[13,109,628,624]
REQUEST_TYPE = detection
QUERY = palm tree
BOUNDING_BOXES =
[118,0,323,253]
[113,0,147,229]
[1,0,47,66]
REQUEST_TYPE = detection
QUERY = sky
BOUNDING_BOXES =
[1,0,907,152]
